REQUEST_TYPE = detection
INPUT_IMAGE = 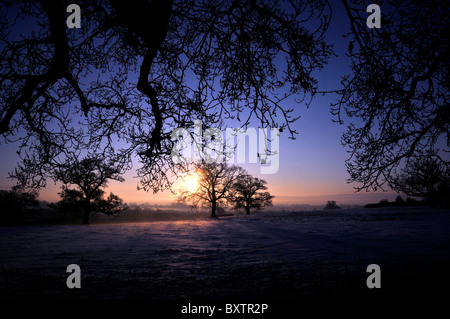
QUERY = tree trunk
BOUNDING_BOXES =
[211,200,217,218]
[82,197,91,225]
[245,206,250,215]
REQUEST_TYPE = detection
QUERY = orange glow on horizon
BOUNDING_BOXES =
[24,167,390,207]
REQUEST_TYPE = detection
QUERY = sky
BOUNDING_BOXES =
[0,1,400,206]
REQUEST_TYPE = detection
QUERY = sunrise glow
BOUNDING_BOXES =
[184,173,200,193]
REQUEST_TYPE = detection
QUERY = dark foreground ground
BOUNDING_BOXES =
[1,207,449,315]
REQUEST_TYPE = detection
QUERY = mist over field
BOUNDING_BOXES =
[1,206,449,304]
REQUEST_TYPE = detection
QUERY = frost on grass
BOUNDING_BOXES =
[0,207,449,299]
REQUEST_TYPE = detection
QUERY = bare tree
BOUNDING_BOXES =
[179,162,244,217]
[52,155,126,224]
[393,153,449,204]
[230,174,273,214]
[329,0,449,192]
[1,0,332,193]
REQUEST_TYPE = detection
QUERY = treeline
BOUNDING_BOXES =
[364,196,434,209]
[0,160,275,226]
[0,189,68,226]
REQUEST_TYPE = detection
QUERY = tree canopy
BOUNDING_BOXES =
[179,162,274,216]
[393,153,449,205]
[333,0,450,192]
[0,187,39,225]
[179,162,245,217]
[1,0,332,193]
[51,155,126,224]
[230,174,273,214]
[2,0,448,196]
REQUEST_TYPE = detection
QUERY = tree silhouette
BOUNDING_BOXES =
[393,153,449,205]
[179,162,244,217]
[55,186,127,223]
[324,200,340,209]
[0,186,39,225]
[53,156,127,224]
[0,0,332,193]
[230,174,273,214]
[330,0,449,192]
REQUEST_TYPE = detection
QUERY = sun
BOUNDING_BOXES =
[184,173,199,193]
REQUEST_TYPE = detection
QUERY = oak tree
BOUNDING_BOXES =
[179,162,244,217]
[231,174,273,215]
[53,156,126,224]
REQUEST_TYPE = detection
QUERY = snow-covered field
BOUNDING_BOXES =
[1,207,449,302]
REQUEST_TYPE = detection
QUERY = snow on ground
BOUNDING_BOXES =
[0,207,449,300]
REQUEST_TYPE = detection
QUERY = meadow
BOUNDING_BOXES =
[1,206,449,304]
